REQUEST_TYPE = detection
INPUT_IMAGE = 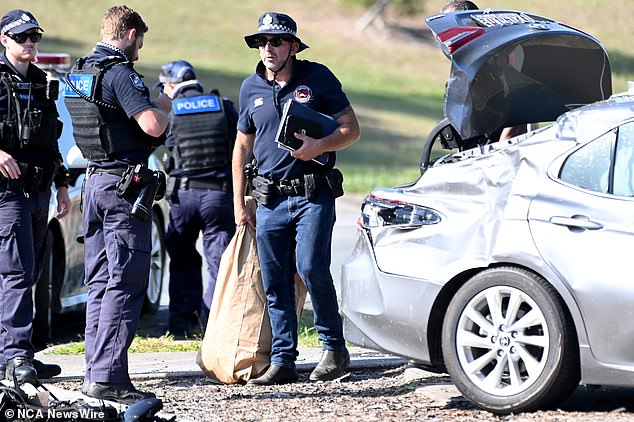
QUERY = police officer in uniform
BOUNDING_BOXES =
[234,13,361,385]
[64,6,170,404]
[158,60,236,337]
[0,9,71,384]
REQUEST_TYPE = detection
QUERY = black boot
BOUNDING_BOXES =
[84,382,156,405]
[309,348,350,381]
[33,359,62,379]
[6,357,38,384]
[247,365,298,386]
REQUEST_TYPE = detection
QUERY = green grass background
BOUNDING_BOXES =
[9,0,634,192]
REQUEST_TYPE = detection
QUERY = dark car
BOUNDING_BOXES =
[32,54,168,344]
[340,10,628,414]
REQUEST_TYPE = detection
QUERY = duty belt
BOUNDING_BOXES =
[173,176,231,192]
[87,166,128,177]
[276,173,323,196]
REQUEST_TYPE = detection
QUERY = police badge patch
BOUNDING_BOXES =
[294,85,312,103]
[129,73,145,91]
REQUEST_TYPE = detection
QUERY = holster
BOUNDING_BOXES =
[252,175,276,206]
[115,164,164,200]
[325,168,344,198]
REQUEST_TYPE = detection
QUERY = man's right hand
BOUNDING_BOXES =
[234,200,255,229]
[0,149,20,180]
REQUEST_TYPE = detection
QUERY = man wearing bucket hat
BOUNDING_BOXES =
[233,12,361,385]
[0,9,71,384]
[157,60,237,338]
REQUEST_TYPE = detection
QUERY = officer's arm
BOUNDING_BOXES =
[232,130,255,229]
[133,94,171,138]
[291,106,361,161]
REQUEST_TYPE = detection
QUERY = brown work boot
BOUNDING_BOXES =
[309,348,350,381]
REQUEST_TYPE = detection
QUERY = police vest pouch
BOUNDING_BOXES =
[0,74,59,153]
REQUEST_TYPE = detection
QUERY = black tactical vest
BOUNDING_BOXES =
[169,90,230,170]
[0,62,59,153]
[64,56,155,161]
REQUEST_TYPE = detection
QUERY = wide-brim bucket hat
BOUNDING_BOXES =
[244,12,309,52]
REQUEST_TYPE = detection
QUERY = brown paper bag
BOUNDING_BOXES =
[196,197,307,384]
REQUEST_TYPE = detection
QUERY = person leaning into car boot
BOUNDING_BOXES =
[233,12,361,385]
[440,0,527,143]
[158,60,237,338]
[0,9,71,384]
[64,6,171,404]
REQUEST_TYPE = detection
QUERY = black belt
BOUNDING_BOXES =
[87,167,127,177]
[276,173,324,196]
[177,177,231,192]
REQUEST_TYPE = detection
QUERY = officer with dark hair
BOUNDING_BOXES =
[440,0,479,12]
[64,5,171,404]
[0,9,71,384]
[157,60,236,337]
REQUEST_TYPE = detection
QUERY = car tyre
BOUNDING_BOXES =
[33,229,56,347]
[442,266,580,414]
[142,209,165,315]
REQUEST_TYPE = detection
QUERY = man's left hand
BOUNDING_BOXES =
[56,186,72,219]
[290,132,323,162]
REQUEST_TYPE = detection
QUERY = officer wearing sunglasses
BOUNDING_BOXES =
[0,9,71,384]
[234,12,361,386]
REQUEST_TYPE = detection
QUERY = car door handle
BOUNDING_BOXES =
[549,215,603,230]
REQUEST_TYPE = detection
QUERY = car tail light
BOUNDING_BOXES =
[360,194,441,229]
[437,26,485,54]
[33,53,71,71]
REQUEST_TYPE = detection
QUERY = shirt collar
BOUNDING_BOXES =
[255,58,301,84]
[95,42,129,61]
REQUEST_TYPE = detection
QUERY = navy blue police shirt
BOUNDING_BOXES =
[166,81,238,181]
[86,44,156,169]
[0,53,63,167]
[237,59,350,182]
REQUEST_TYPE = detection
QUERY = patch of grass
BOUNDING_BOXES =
[299,309,321,348]
[45,334,201,355]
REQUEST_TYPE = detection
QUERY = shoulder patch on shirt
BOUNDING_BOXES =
[254,97,264,108]
[129,73,145,91]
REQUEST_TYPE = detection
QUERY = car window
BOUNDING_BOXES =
[613,122,634,197]
[559,130,615,193]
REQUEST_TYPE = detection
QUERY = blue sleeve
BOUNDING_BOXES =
[110,66,154,118]
[223,98,238,140]
[237,78,255,134]
[317,64,350,117]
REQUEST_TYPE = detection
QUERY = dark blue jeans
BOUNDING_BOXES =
[83,172,151,384]
[256,187,345,369]
[165,188,234,332]
[0,189,50,364]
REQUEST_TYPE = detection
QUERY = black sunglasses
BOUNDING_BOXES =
[7,31,42,43]
[253,36,294,48]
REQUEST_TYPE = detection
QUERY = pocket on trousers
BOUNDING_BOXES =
[0,223,24,274]
[114,229,151,254]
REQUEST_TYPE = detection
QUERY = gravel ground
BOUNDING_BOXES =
[53,365,634,421]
